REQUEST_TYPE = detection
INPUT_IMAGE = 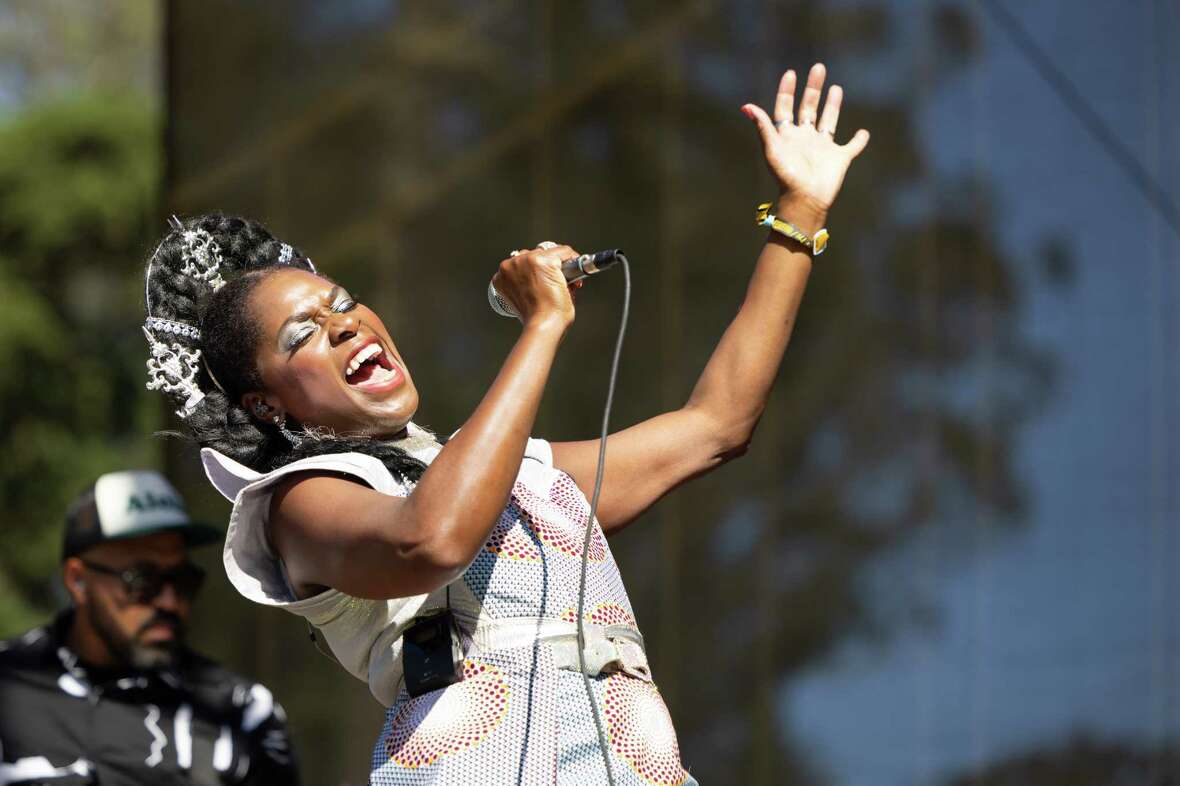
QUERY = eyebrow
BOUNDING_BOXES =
[278,286,342,334]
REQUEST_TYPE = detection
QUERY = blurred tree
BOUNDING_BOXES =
[0,0,158,109]
[0,94,160,632]
[162,1,1062,783]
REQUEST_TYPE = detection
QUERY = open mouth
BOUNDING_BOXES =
[344,341,402,391]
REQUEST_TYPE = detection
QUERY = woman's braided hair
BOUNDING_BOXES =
[143,213,429,481]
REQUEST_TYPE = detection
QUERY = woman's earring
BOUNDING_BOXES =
[253,402,270,419]
[273,414,303,448]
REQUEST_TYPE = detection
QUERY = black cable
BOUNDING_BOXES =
[574,255,630,786]
[977,0,1180,237]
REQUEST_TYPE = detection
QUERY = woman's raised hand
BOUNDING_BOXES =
[492,243,580,330]
[742,63,870,214]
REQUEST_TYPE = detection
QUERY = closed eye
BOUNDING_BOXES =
[287,328,315,351]
[285,294,358,352]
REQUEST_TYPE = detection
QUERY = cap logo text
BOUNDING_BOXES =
[126,492,184,514]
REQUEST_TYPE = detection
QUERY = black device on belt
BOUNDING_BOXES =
[403,587,464,697]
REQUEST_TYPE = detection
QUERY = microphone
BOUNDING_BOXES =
[488,249,625,318]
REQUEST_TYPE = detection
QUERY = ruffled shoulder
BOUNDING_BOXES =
[202,449,403,613]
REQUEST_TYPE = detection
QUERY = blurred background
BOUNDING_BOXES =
[1,1,1178,784]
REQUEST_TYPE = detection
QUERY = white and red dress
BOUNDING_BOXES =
[201,425,697,785]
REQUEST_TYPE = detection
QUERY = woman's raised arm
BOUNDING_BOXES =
[552,63,870,535]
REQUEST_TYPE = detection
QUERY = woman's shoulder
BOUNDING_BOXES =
[209,447,406,613]
[201,447,404,503]
[444,427,553,468]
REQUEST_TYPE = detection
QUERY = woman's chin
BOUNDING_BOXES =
[361,400,418,439]
[340,380,417,427]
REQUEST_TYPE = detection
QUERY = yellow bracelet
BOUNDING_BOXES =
[755,202,829,256]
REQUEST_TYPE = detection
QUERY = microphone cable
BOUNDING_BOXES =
[573,253,630,786]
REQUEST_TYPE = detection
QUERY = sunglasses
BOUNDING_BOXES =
[81,560,206,603]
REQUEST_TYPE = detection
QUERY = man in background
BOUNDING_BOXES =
[0,470,299,785]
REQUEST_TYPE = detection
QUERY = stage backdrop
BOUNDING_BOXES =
[2,1,1178,785]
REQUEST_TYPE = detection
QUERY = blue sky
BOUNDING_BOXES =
[784,2,1180,784]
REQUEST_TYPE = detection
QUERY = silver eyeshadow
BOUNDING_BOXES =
[279,287,358,351]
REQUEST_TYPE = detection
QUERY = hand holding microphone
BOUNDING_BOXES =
[488,241,632,783]
[489,242,624,320]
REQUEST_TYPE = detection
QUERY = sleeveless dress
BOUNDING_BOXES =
[201,426,697,786]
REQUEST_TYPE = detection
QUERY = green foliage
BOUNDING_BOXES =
[0,0,158,105]
[0,94,161,632]
[0,96,157,266]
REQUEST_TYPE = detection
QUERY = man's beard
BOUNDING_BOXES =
[90,601,185,672]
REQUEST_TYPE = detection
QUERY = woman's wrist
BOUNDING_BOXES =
[773,193,829,236]
[522,312,572,339]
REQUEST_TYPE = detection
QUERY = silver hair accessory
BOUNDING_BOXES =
[278,241,318,273]
[143,218,313,418]
[202,356,228,395]
[143,324,206,417]
[178,228,227,291]
[145,316,200,341]
[142,217,225,418]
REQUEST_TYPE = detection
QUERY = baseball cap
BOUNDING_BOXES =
[61,470,221,560]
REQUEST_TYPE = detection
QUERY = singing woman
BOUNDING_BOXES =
[141,64,868,785]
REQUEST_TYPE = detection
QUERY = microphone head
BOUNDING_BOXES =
[487,281,519,319]
[590,249,623,271]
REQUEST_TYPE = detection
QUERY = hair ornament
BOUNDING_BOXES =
[145,316,200,341]
[202,356,228,395]
[143,324,206,417]
[143,217,311,419]
[178,228,227,291]
[278,241,316,272]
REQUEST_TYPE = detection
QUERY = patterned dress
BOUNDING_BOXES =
[201,431,697,786]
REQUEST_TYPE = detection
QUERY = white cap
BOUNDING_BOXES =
[62,470,220,559]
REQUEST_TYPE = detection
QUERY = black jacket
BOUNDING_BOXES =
[0,613,298,786]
